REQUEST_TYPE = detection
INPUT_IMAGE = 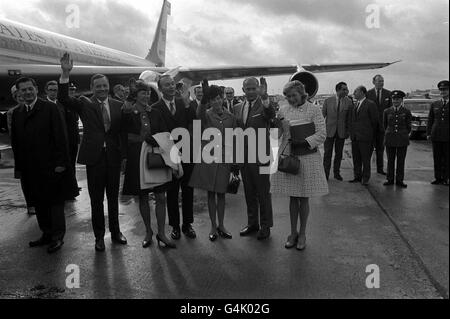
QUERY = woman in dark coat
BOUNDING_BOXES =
[189,83,238,241]
[122,80,175,249]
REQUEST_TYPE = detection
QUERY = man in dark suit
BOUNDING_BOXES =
[322,82,353,181]
[234,77,275,240]
[383,90,412,188]
[223,87,240,114]
[349,86,379,186]
[427,80,449,186]
[189,86,203,114]
[11,77,77,254]
[151,75,197,240]
[58,53,127,252]
[367,75,392,175]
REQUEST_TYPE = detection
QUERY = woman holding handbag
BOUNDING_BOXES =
[122,80,176,249]
[189,81,239,242]
[271,80,328,251]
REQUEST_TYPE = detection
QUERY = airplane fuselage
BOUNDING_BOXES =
[0,19,154,67]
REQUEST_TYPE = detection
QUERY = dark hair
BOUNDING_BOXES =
[373,74,383,82]
[15,77,37,90]
[157,74,173,89]
[356,85,368,95]
[45,80,58,90]
[208,85,223,101]
[90,74,108,88]
[336,82,347,92]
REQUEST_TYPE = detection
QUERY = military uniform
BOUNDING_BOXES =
[383,91,412,186]
[427,81,449,185]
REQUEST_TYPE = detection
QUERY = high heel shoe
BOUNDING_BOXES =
[156,234,176,249]
[142,232,154,248]
[296,236,306,251]
[209,233,218,242]
[217,228,232,239]
[285,234,299,249]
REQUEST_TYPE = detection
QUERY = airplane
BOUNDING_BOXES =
[0,0,400,111]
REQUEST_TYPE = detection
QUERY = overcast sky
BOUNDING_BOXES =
[1,0,449,94]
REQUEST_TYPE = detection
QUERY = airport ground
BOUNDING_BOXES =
[0,140,448,299]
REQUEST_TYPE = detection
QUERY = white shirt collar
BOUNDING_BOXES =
[25,97,38,110]
[47,97,57,104]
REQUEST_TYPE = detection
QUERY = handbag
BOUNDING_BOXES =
[227,173,241,194]
[278,142,300,175]
[146,150,167,169]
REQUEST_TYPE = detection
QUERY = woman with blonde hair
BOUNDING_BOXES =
[271,80,328,250]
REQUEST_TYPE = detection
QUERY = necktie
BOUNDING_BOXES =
[336,98,341,121]
[244,101,252,125]
[101,102,111,132]
[169,101,176,116]
[377,90,382,106]
[26,105,31,113]
[356,101,361,114]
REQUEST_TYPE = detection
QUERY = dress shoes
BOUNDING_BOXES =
[442,180,449,186]
[47,240,64,254]
[29,236,51,248]
[334,174,343,181]
[111,232,127,245]
[348,179,362,184]
[285,234,299,249]
[95,238,105,252]
[171,227,181,240]
[142,239,153,248]
[209,233,218,242]
[257,227,271,240]
[156,234,177,249]
[296,236,307,251]
[362,180,370,186]
[217,228,232,239]
[377,170,387,176]
[384,181,394,186]
[396,181,408,188]
[27,207,36,215]
[240,225,260,237]
[431,180,442,185]
[182,224,197,239]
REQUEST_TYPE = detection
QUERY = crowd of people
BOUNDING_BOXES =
[6,52,449,255]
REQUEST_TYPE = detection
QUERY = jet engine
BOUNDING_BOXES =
[289,71,319,99]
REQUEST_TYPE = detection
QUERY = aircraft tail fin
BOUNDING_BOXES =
[146,0,171,67]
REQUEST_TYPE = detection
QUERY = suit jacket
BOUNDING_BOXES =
[383,106,412,147]
[322,95,353,139]
[151,98,196,161]
[427,99,449,142]
[223,98,240,114]
[11,98,78,203]
[367,88,392,131]
[350,98,379,142]
[58,82,126,166]
[189,100,200,115]
[233,96,276,165]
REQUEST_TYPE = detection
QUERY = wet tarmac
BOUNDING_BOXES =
[0,140,448,299]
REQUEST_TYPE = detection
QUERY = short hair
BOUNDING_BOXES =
[45,80,58,91]
[243,77,259,87]
[356,85,368,95]
[157,74,173,89]
[90,74,108,87]
[208,85,223,101]
[113,84,124,92]
[373,74,384,82]
[15,77,37,90]
[336,82,348,92]
[283,80,308,97]
[225,87,234,94]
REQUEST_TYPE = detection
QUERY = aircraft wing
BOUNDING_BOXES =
[300,61,401,73]
[173,65,299,84]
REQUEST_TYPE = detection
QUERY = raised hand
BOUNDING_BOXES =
[260,77,268,97]
[60,53,73,74]
[201,79,210,104]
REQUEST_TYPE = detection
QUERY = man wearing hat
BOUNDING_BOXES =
[427,80,449,186]
[383,90,412,188]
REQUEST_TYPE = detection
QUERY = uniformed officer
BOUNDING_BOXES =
[427,80,449,186]
[383,90,412,188]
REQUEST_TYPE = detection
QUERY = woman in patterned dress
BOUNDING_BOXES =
[271,81,329,250]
